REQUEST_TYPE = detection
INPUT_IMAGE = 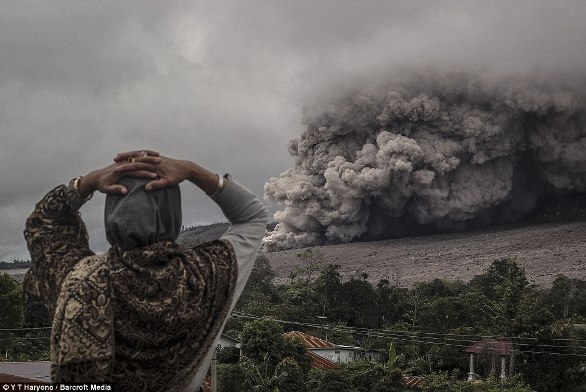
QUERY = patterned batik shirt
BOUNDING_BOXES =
[23,184,238,391]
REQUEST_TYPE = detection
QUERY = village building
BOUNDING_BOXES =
[282,330,385,363]
[464,338,513,381]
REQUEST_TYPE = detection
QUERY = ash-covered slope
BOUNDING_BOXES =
[177,223,231,246]
[264,195,586,287]
[264,219,586,288]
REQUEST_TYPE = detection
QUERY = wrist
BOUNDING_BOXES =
[186,161,220,195]
[78,172,97,198]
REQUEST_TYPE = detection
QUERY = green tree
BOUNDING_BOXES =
[311,320,356,346]
[238,319,311,391]
[0,273,23,356]
[0,273,22,328]
[235,255,279,315]
[469,258,528,301]
[23,294,50,328]
[545,275,586,319]
[313,368,358,392]
[276,357,307,392]
[336,278,379,328]
[418,296,474,333]
[468,258,548,335]
[406,285,426,328]
[246,254,277,298]
[218,363,250,392]
[241,357,288,392]
[217,346,241,364]
[376,279,410,326]
[417,279,466,299]
[423,371,534,392]
[240,318,285,365]
[295,248,325,286]
[516,321,586,392]
[283,336,312,375]
[372,368,405,392]
[266,283,320,324]
[315,264,342,318]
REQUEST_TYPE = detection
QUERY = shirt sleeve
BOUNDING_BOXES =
[180,178,268,392]
[23,184,95,315]
[211,178,268,305]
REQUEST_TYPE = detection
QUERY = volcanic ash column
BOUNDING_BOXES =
[263,73,586,251]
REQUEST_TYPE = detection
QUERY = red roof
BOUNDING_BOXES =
[307,351,340,369]
[403,375,425,389]
[283,331,336,349]
[464,339,512,356]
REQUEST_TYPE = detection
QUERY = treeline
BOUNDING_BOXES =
[219,251,586,392]
[0,273,51,362]
[0,259,31,270]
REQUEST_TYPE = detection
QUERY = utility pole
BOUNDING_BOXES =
[317,315,328,341]
[211,351,218,392]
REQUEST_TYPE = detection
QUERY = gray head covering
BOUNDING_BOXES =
[104,177,182,250]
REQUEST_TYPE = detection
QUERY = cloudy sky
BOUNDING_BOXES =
[1,0,585,261]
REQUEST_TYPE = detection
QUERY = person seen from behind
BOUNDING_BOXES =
[23,150,267,391]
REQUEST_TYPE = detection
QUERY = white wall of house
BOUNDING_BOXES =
[361,350,384,362]
[311,348,358,364]
[217,335,240,350]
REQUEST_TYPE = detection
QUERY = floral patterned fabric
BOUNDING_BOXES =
[24,185,238,391]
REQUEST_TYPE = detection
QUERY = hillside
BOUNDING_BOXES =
[177,222,231,246]
[174,198,585,287]
[264,196,586,287]
[265,220,585,287]
[5,196,585,287]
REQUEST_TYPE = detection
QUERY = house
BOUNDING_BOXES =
[306,351,340,370]
[283,331,362,364]
[217,334,240,351]
[282,332,424,390]
[283,331,383,363]
[464,338,512,381]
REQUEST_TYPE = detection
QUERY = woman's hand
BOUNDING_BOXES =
[114,154,220,194]
[78,157,160,197]
[113,149,160,163]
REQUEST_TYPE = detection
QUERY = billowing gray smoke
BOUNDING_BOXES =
[263,72,586,251]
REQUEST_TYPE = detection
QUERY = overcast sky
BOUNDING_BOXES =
[1,0,585,261]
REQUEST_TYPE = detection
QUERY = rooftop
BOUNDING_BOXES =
[464,339,513,356]
[283,331,336,349]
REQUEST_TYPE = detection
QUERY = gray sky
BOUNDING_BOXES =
[2,0,585,261]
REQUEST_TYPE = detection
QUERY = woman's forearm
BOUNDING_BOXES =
[23,183,94,314]
[185,161,222,195]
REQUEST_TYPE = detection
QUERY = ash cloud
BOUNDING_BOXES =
[263,72,586,251]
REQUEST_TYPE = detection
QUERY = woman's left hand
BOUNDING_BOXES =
[78,157,161,197]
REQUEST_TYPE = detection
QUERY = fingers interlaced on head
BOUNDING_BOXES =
[115,161,159,173]
[114,149,160,162]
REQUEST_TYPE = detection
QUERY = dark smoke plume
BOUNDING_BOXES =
[263,72,586,251]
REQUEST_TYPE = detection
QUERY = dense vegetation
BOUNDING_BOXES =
[0,273,50,361]
[219,252,586,392]
[1,252,584,391]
